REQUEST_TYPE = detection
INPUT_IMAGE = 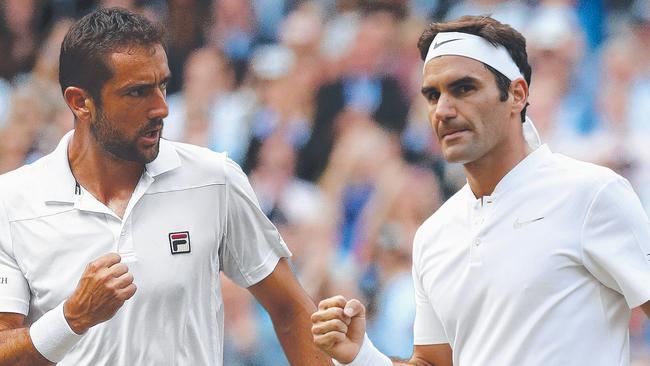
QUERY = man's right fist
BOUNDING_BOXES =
[63,253,137,334]
[311,295,367,364]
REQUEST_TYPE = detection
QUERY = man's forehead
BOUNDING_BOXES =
[108,44,167,66]
[106,44,170,81]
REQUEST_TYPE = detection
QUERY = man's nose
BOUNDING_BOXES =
[434,93,457,122]
[148,87,168,120]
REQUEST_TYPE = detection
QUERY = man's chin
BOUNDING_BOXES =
[442,147,472,164]
[140,143,160,164]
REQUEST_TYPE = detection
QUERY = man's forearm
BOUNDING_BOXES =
[0,328,53,366]
[272,304,333,365]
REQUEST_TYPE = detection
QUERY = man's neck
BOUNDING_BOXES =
[464,136,531,199]
[67,131,144,212]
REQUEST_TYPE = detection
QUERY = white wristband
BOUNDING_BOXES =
[333,334,392,366]
[30,301,84,362]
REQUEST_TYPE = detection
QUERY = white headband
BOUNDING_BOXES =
[424,32,522,81]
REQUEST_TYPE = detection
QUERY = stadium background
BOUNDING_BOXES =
[1,0,649,364]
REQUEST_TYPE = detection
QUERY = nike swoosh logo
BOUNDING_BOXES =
[433,38,462,49]
[513,216,544,229]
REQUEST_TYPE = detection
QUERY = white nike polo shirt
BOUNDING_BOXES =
[0,131,291,365]
[412,145,650,366]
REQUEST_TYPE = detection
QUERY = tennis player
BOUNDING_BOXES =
[312,15,650,366]
[0,8,331,365]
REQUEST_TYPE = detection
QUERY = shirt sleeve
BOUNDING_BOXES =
[0,200,30,315]
[219,158,292,288]
[582,177,650,309]
[412,259,448,345]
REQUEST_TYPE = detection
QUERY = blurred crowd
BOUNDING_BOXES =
[1,0,650,364]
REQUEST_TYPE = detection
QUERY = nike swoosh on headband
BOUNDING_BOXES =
[433,38,462,49]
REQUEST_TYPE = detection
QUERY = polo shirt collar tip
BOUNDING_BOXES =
[491,144,551,198]
[145,139,181,177]
[44,195,76,205]
[43,130,77,205]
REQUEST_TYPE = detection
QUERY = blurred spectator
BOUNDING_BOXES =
[165,0,210,93]
[164,47,259,165]
[249,135,334,299]
[207,0,257,80]
[318,112,401,260]
[0,0,45,81]
[297,7,410,182]
[525,3,597,156]
[243,44,313,172]
[364,166,442,359]
[445,0,530,31]
[251,0,291,43]
[0,18,73,172]
[221,274,260,365]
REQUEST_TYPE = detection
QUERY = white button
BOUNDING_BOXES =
[120,231,126,237]
[474,238,481,246]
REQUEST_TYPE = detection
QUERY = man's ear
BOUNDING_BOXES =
[63,87,95,122]
[510,78,528,117]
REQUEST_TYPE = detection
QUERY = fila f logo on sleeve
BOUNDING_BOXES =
[169,231,191,254]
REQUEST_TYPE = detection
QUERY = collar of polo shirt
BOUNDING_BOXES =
[465,144,550,202]
[43,130,182,204]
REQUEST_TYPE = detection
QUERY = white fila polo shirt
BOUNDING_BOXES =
[412,145,650,366]
[0,131,291,365]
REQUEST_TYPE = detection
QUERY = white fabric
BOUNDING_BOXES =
[424,31,522,80]
[412,145,650,365]
[29,301,83,362]
[333,334,392,366]
[523,116,542,148]
[0,131,291,365]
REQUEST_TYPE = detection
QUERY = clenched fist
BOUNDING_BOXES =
[63,253,137,334]
[311,295,367,364]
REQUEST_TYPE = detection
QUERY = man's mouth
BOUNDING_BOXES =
[143,129,159,138]
[140,125,163,144]
[441,128,469,140]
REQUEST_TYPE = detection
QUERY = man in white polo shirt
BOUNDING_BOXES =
[0,7,332,366]
[311,15,650,366]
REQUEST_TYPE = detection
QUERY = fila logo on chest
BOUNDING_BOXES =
[169,231,191,254]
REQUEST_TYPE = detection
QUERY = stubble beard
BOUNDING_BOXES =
[90,110,161,164]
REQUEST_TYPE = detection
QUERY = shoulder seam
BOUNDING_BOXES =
[9,208,77,224]
[144,182,225,196]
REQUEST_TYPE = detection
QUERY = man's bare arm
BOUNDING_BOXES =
[0,313,53,366]
[249,258,333,365]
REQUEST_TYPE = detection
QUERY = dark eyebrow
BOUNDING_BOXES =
[448,76,479,89]
[421,86,439,96]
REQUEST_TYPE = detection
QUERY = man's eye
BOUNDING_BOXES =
[426,91,440,102]
[127,88,146,97]
[456,85,474,94]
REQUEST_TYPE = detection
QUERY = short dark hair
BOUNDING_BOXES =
[59,7,164,105]
[417,16,531,122]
